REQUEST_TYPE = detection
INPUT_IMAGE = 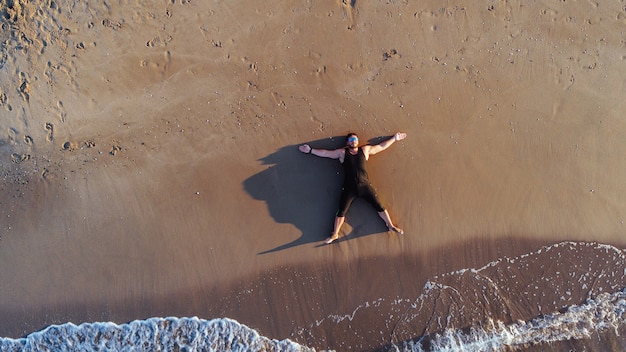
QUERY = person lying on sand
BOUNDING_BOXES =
[299,132,407,244]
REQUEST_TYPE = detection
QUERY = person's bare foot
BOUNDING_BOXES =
[389,226,404,235]
[325,233,339,244]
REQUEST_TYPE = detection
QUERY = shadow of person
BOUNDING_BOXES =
[244,135,398,254]
[244,137,343,254]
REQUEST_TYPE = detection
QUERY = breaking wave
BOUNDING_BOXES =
[0,317,315,352]
[401,288,626,351]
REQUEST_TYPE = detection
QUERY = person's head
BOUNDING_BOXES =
[346,132,359,148]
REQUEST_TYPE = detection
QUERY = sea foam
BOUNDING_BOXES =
[0,317,317,352]
[399,288,626,351]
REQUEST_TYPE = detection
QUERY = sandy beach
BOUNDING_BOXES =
[1,0,626,350]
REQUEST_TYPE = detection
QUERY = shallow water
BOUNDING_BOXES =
[2,242,624,351]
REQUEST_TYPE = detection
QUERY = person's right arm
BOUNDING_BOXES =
[299,144,344,160]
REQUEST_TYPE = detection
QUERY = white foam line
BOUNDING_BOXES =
[398,281,626,351]
[430,241,625,282]
[0,317,318,352]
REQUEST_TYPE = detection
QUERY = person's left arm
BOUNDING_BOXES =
[364,132,407,158]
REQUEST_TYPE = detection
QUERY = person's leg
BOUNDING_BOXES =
[378,209,404,234]
[361,184,404,234]
[326,216,345,244]
[326,189,356,244]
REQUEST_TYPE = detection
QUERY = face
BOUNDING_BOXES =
[347,135,359,148]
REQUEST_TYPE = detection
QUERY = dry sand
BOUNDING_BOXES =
[1,0,626,350]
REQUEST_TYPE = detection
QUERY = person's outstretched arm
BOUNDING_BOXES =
[365,132,407,157]
[299,144,344,160]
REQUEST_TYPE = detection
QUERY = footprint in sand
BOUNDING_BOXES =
[10,153,30,164]
[541,8,558,21]
[383,49,400,61]
[57,100,67,122]
[45,122,54,142]
[146,35,172,48]
[270,91,286,108]
[17,74,30,102]
[7,127,18,142]
[102,18,122,30]
[553,67,575,90]
[62,141,77,151]
[139,51,172,76]
[41,168,52,181]
[109,145,122,155]
[0,91,11,111]
[339,0,356,30]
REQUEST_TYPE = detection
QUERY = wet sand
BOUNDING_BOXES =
[1,0,626,350]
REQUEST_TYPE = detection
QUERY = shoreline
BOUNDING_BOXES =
[2,238,624,348]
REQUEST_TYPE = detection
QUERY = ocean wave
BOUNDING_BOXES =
[1,241,625,351]
[384,241,626,350]
[290,241,626,350]
[1,290,624,352]
[0,317,317,352]
[400,288,626,351]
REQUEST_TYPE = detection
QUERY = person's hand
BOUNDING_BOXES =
[394,132,407,141]
[299,144,312,153]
